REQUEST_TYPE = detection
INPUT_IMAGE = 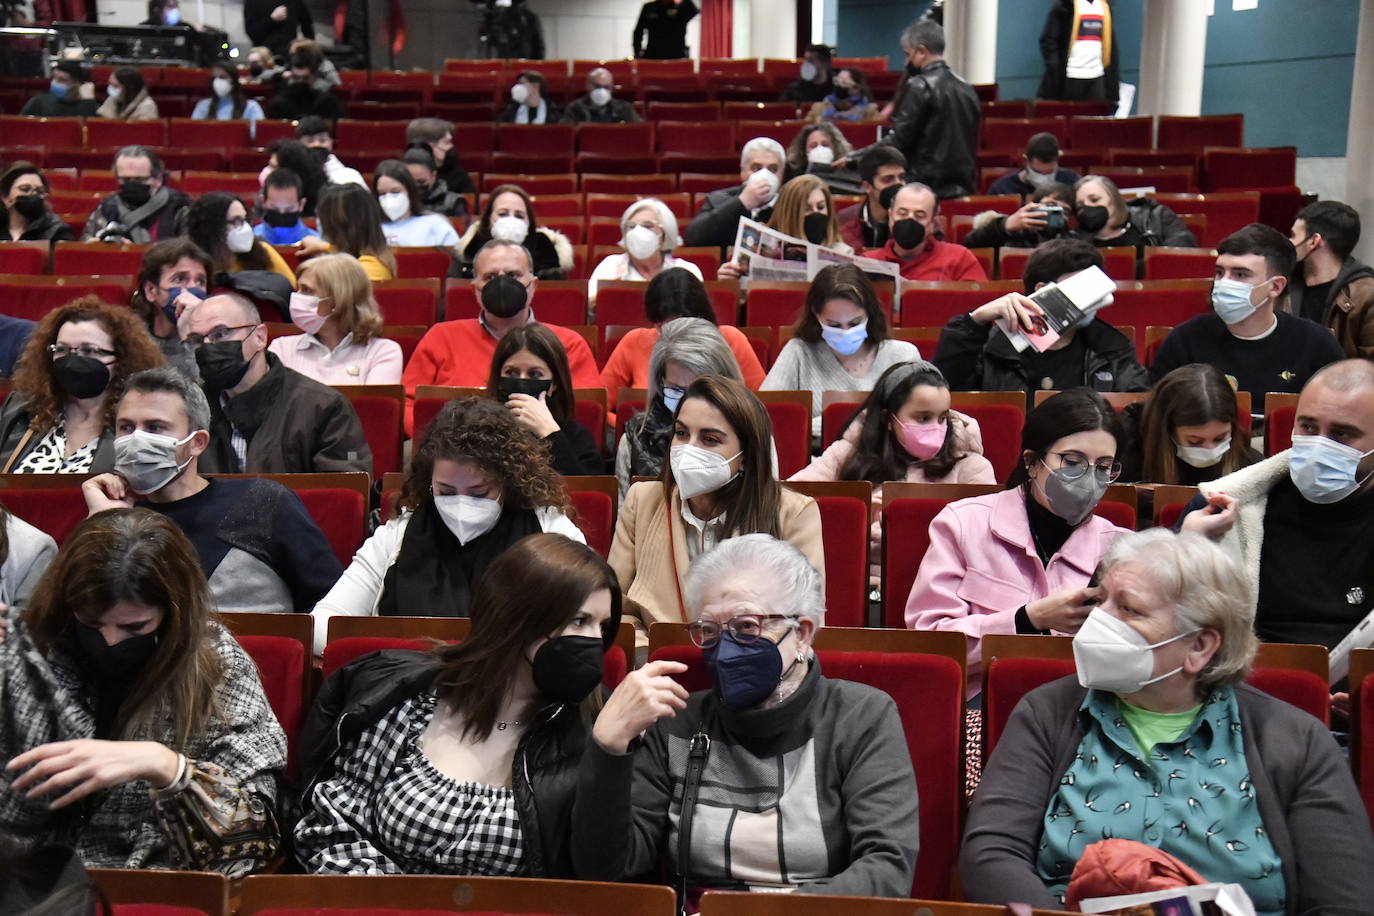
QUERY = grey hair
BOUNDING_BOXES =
[1098,528,1258,693]
[586,67,612,90]
[898,181,939,212]
[113,145,164,176]
[647,317,743,403]
[620,198,680,251]
[685,534,826,628]
[901,19,945,55]
[122,367,212,432]
[474,238,534,274]
[740,137,786,171]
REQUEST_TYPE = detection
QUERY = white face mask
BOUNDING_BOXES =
[1025,167,1056,189]
[589,86,613,107]
[226,221,255,253]
[1072,607,1199,694]
[212,77,233,98]
[378,191,409,221]
[671,443,740,500]
[510,82,529,104]
[1175,436,1231,469]
[107,84,121,99]
[491,214,529,244]
[807,144,835,166]
[624,224,661,260]
[113,429,196,494]
[289,291,329,335]
[799,61,819,82]
[1289,434,1374,504]
[748,168,780,204]
[432,493,502,545]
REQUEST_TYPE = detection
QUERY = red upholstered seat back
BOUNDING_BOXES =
[983,658,1076,760]
[111,906,213,916]
[348,396,403,479]
[234,634,306,780]
[569,489,613,559]
[295,489,367,568]
[1246,668,1330,725]
[811,495,868,628]
[0,488,89,544]
[881,497,945,629]
[1361,673,1374,823]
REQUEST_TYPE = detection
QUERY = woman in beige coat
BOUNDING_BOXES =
[609,375,825,646]
[96,67,159,121]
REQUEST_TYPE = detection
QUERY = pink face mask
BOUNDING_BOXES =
[258,164,272,188]
[893,417,946,460]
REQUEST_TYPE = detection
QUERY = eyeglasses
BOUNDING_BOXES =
[686,614,798,649]
[48,343,116,360]
[13,187,46,198]
[226,216,248,230]
[1047,451,1122,483]
[183,323,258,347]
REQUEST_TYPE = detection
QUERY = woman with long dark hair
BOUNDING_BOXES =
[456,184,572,280]
[95,67,158,121]
[182,191,295,283]
[191,62,265,128]
[298,183,397,282]
[373,159,459,250]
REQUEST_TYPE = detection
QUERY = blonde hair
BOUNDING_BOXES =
[297,253,383,345]
[768,175,841,248]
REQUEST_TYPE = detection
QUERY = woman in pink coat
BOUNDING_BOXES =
[791,361,996,587]
[904,388,1130,696]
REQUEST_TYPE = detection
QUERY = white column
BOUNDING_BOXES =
[961,0,999,85]
[1347,0,1374,264]
[747,0,796,59]
[1137,0,1207,116]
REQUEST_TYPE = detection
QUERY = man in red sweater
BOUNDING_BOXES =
[864,183,988,282]
[402,240,601,434]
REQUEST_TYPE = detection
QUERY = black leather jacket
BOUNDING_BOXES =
[294,650,589,878]
[851,60,980,198]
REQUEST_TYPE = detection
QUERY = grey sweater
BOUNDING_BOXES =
[572,662,919,898]
[762,338,920,437]
[1,514,55,609]
[960,676,1374,915]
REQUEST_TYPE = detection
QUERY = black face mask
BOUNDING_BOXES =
[892,218,926,250]
[877,183,902,211]
[1077,205,1109,233]
[496,376,553,400]
[307,146,330,164]
[195,339,253,390]
[803,211,829,245]
[52,354,111,399]
[12,194,46,221]
[249,63,264,77]
[70,620,160,680]
[480,275,530,319]
[118,181,152,208]
[261,209,300,228]
[531,635,605,704]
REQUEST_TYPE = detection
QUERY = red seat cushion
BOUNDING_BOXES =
[234,634,305,780]
[1246,668,1330,725]
[811,495,868,628]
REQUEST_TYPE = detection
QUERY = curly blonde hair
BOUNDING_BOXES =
[11,296,166,436]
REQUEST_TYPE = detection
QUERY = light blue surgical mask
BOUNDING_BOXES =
[1289,435,1374,504]
[1211,277,1268,325]
[821,320,868,356]
[164,6,180,24]
[661,385,685,414]
[49,80,69,98]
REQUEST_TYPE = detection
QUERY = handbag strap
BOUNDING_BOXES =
[1,426,36,473]
[675,724,712,914]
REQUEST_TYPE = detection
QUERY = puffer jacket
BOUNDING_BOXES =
[1122,197,1196,248]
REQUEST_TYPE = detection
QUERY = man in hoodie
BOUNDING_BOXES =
[1288,200,1374,359]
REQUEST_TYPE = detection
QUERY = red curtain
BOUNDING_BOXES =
[700,0,732,58]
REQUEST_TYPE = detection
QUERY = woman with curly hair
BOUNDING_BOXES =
[183,191,295,284]
[783,121,852,180]
[0,297,165,474]
[309,398,585,653]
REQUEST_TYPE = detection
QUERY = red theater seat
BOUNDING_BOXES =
[783,481,871,629]
[336,385,404,479]
[0,274,133,320]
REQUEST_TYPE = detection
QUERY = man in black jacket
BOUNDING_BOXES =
[934,238,1149,399]
[633,0,698,59]
[682,137,785,249]
[267,48,343,122]
[561,68,641,124]
[19,60,99,117]
[244,0,313,59]
[842,20,979,199]
[80,146,190,244]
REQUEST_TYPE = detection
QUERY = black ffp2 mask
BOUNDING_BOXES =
[481,275,530,319]
[892,218,926,251]
[496,377,553,400]
[532,635,605,704]
[195,339,252,390]
[803,211,830,244]
[1077,205,1109,233]
[52,354,111,399]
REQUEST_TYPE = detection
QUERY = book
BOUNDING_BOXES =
[995,264,1117,353]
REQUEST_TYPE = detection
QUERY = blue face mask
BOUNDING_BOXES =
[661,385,685,414]
[702,627,798,710]
[49,80,69,98]
[164,6,180,24]
[821,320,868,357]
[259,224,306,245]
[160,286,206,325]
[1289,435,1374,504]
[1211,277,1268,325]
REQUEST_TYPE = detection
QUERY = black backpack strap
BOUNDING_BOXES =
[675,722,712,913]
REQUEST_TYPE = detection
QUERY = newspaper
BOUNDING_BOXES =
[730,217,900,291]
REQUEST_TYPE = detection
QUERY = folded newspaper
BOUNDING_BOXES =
[993,264,1117,353]
[730,217,900,288]
[1079,882,1258,916]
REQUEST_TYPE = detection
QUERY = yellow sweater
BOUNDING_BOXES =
[234,243,297,286]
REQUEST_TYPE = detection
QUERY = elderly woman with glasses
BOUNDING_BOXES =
[962,528,1374,915]
[587,198,701,306]
[573,534,919,900]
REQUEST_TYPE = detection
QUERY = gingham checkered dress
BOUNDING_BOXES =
[295,690,526,876]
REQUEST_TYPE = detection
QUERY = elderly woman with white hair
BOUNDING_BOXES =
[683,137,787,249]
[961,528,1373,915]
[574,533,919,899]
[588,197,702,306]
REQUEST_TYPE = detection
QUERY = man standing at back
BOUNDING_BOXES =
[1039,0,1119,106]
[842,20,979,199]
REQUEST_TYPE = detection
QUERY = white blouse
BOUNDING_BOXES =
[268,332,403,386]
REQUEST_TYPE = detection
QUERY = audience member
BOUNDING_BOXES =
[456,184,572,280]
[19,60,98,117]
[0,316,36,378]
[962,528,1372,913]
[987,133,1080,198]
[298,183,398,282]
[404,241,599,432]
[180,292,371,474]
[405,118,475,196]
[309,398,584,652]
[246,0,314,64]
[763,263,918,437]
[766,173,851,252]
[1151,224,1344,402]
[783,122,852,181]
[682,137,785,248]
[837,146,907,251]
[401,147,468,220]
[373,159,460,250]
[1116,363,1260,486]
[81,146,189,243]
[0,501,54,614]
[1179,359,1374,651]
[261,138,331,215]
[633,0,698,59]
[844,21,979,198]
[130,238,209,379]
[498,71,562,124]
[295,116,364,186]
[963,182,1075,250]
[792,360,995,586]
[1072,175,1196,248]
[600,269,764,410]
[614,317,747,497]
[95,66,158,121]
[588,197,701,302]
[281,39,340,87]
[254,168,318,246]
[0,162,74,242]
[1038,0,1119,106]
[296,533,616,875]
[80,368,341,614]
[268,253,402,385]
[191,61,265,125]
[0,508,286,871]
[144,0,185,25]
[780,42,835,104]
[267,47,342,121]
[576,534,918,897]
[562,68,641,124]
[486,324,602,476]
[807,67,880,122]
[935,238,1148,395]
[0,298,164,474]
[864,182,988,280]
[183,191,296,284]
[245,46,277,81]
[1289,199,1374,358]
[906,389,1129,692]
